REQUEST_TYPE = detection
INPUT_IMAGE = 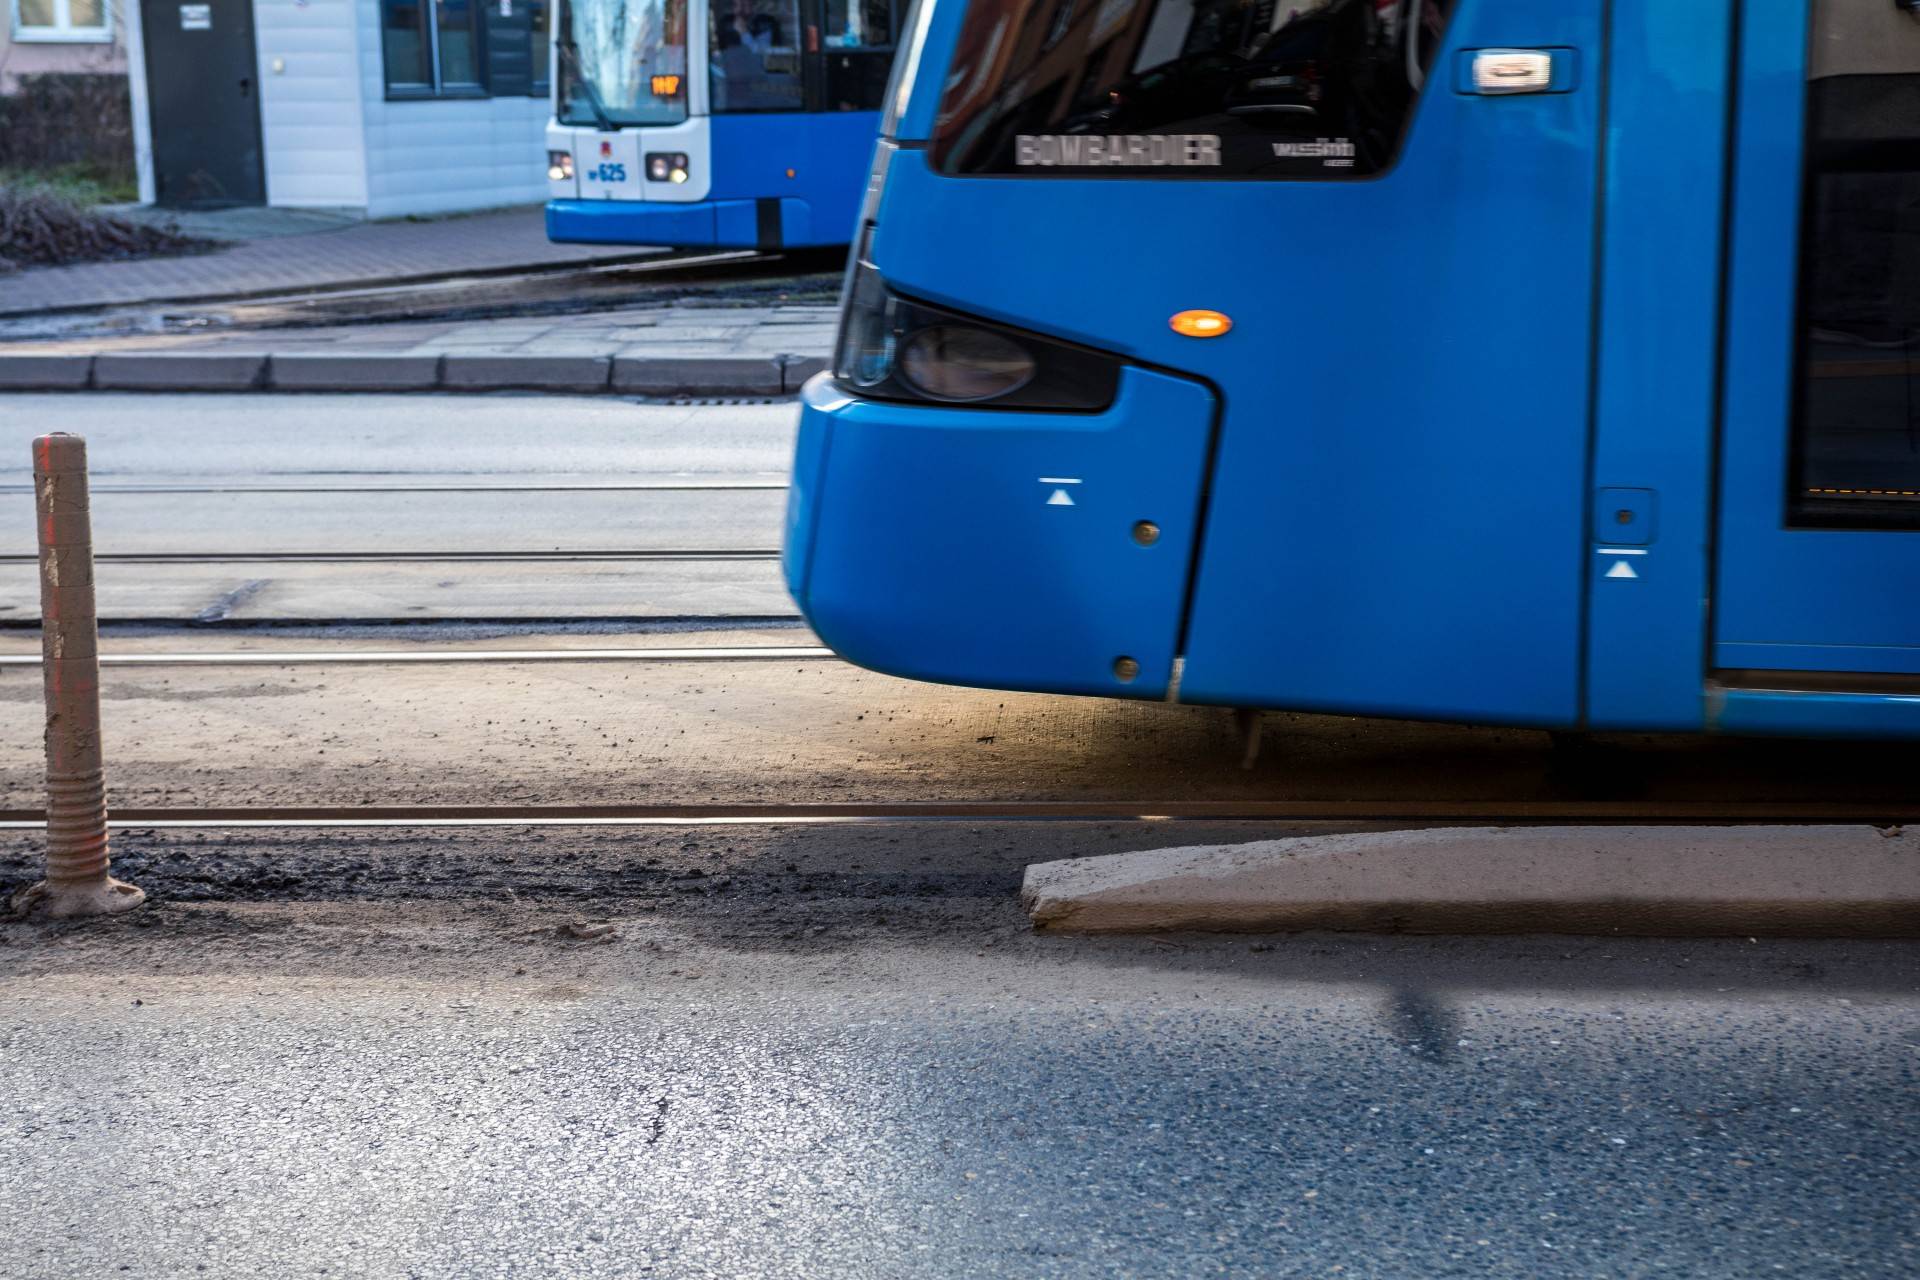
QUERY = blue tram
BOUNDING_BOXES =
[785,0,1920,737]
[544,0,899,248]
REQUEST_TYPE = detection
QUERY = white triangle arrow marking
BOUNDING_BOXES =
[1046,488,1075,507]
[1605,559,1638,579]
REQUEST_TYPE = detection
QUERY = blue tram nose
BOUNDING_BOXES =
[784,369,1215,700]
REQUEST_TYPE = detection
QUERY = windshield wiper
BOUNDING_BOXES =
[557,39,618,132]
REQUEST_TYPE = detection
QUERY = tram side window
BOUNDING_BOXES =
[931,0,1454,178]
[710,0,805,111]
[1790,1,1920,529]
[821,0,894,110]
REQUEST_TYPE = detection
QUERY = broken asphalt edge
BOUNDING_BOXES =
[0,351,830,396]
[1020,825,1920,938]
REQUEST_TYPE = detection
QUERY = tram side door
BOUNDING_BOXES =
[1713,0,1920,687]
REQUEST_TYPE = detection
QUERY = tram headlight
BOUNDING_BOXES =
[547,150,574,183]
[897,327,1036,402]
[836,258,900,389]
[832,258,1119,411]
[647,152,690,184]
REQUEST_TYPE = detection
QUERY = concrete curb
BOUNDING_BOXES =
[95,351,269,391]
[1020,825,1919,938]
[0,351,828,396]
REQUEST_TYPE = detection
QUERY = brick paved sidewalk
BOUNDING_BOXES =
[0,206,665,317]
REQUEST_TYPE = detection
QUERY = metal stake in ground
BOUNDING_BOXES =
[11,434,142,918]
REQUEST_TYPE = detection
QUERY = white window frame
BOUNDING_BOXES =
[10,0,115,43]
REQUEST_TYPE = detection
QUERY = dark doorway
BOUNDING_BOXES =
[141,0,266,207]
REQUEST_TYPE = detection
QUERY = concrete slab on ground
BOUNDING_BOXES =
[1021,825,1920,937]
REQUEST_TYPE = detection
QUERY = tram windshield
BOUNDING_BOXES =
[1792,0,1920,528]
[558,0,691,127]
[932,0,1453,177]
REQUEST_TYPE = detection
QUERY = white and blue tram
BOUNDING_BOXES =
[545,0,897,247]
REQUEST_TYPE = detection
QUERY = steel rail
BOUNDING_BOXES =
[0,645,834,667]
[0,800,1911,829]
[0,481,792,495]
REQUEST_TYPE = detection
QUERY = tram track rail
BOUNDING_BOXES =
[0,549,781,564]
[0,481,790,496]
[0,799,1912,830]
[0,644,831,667]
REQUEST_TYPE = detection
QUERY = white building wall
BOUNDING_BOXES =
[253,0,369,208]
[353,0,547,218]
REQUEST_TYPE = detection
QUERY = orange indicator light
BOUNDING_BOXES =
[785,168,796,179]
[1170,309,1232,338]
[651,74,682,96]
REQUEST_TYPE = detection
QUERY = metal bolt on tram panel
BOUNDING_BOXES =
[10,434,144,919]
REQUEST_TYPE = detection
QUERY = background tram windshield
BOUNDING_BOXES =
[1792,0,1920,529]
[932,0,1453,177]
[558,0,691,127]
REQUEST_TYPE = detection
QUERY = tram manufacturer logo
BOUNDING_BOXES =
[1271,137,1356,168]
[1016,134,1222,167]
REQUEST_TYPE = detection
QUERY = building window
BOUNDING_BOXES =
[10,0,112,43]
[529,0,550,94]
[382,0,487,97]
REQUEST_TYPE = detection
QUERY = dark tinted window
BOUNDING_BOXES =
[932,0,1453,177]
[711,0,806,111]
[1791,1,1920,529]
[820,0,895,110]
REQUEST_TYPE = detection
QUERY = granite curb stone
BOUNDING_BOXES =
[93,352,268,390]
[441,354,613,393]
[0,350,832,395]
[613,356,784,396]
[780,356,830,393]
[0,354,93,390]
[269,353,445,391]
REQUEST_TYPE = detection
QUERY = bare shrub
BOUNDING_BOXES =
[0,187,207,273]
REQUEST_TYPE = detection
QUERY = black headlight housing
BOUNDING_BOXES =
[833,244,1120,411]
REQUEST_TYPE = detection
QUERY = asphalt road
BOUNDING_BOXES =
[0,393,797,620]
[2,817,1915,1280]
[0,391,1914,1275]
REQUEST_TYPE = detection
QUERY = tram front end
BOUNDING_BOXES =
[788,0,1920,739]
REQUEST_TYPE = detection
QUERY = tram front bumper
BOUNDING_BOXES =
[783,369,1216,700]
[545,198,822,249]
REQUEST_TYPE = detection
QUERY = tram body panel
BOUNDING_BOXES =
[1581,0,1735,731]
[789,370,1213,698]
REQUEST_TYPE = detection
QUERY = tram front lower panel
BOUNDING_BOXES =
[544,111,877,249]
[787,370,1213,700]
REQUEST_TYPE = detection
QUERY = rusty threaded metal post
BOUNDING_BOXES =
[11,434,143,918]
